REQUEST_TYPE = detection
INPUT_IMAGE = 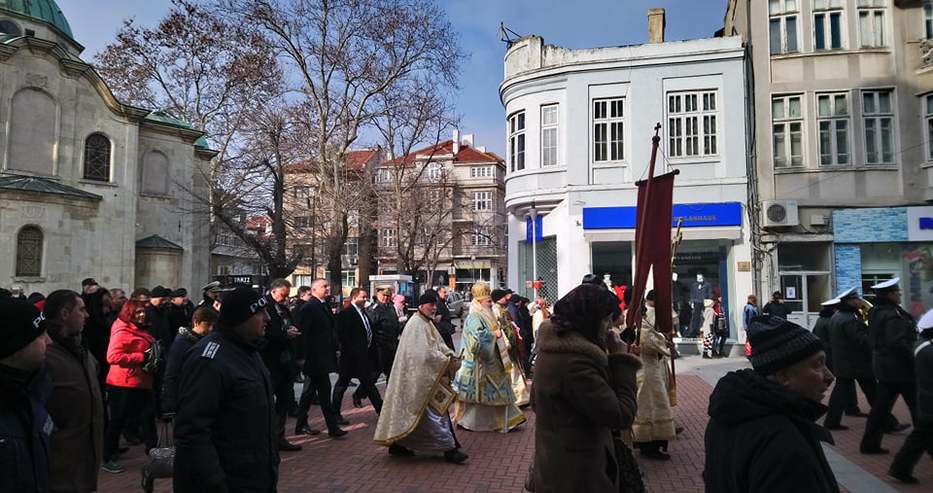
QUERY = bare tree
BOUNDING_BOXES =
[223,0,463,295]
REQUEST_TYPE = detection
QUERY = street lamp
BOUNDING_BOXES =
[529,201,538,300]
[471,255,477,286]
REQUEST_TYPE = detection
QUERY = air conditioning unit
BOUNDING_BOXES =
[761,200,799,228]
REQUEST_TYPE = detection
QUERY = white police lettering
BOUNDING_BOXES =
[249,296,268,314]
[33,312,45,329]
[201,341,221,359]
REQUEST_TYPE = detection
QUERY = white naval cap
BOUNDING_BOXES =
[820,297,841,307]
[837,287,860,300]
[869,277,900,291]
[918,308,933,332]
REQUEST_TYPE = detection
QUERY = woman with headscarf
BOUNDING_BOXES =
[453,282,526,432]
[531,283,642,492]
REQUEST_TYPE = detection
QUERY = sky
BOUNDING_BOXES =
[60,0,729,156]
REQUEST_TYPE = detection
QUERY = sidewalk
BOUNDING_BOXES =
[97,355,930,492]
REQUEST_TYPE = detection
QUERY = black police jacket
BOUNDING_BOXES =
[829,305,873,379]
[173,330,278,493]
[0,364,53,493]
[867,300,917,383]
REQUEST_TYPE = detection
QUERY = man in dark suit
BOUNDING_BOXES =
[333,288,383,422]
[433,287,456,351]
[261,279,302,451]
[294,279,347,438]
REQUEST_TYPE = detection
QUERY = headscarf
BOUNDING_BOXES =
[551,284,618,346]
[392,294,405,312]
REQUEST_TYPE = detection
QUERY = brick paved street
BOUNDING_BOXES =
[97,356,932,492]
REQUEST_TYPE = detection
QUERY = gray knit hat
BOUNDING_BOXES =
[748,316,825,375]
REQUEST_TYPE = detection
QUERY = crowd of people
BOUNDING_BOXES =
[2,272,931,492]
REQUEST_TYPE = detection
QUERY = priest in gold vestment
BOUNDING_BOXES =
[453,283,526,432]
[632,290,677,460]
[373,292,468,463]
[492,289,531,406]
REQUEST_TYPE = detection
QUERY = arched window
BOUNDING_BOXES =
[83,133,111,181]
[15,226,43,277]
[141,150,170,196]
[0,19,21,36]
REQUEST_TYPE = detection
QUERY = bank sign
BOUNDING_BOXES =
[582,202,743,230]
[908,206,933,242]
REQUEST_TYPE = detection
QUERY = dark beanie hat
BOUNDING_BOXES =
[0,298,47,359]
[418,291,437,306]
[748,315,824,375]
[491,289,508,302]
[216,285,267,329]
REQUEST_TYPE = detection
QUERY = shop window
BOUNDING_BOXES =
[668,91,718,158]
[862,90,895,165]
[508,111,525,172]
[817,93,849,166]
[857,0,886,48]
[813,0,844,51]
[769,0,799,55]
[15,226,43,277]
[772,95,804,168]
[593,98,625,162]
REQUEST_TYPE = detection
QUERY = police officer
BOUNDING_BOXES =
[261,278,302,451]
[861,278,918,454]
[173,285,278,493]
[825,287,877,430]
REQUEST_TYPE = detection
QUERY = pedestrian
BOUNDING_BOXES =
[102,298,159,473]
[814,297,868,418]
[82,287,114,397]
[260,279,303,451]
[367,288,401,381]
[166,288,194,333]
[196,281,222,310]
[161,306,217,416]
[861,278,918,455]
[712,298,729,357]
[147,285,174,351]
[531,283,641,492]
[492,288,530,406]
[531,297,550,343]
[888,308,933,483]
[742,294,759,333]
[509,295,535,374]
[700,299,716,358]
[433,286,456,350]
[453,282,526,432]
[704,315,838,492]
[173,285,279,493]
[292,285,312,313]
[393,294,409,327]
[42,290,104,493]
[374,291,468,463]
[333,288,383,419]
[633,290,676,461]
[0,298,54,493]
[109,288,127,319]
[294,279,346,437]
[762,290,791,319]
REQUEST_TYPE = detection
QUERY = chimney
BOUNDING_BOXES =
[461,133,474,148]
[452,129,460,155]
[648,8,665,44]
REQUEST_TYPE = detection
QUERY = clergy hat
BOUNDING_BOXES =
[472,282,491,302]
[917,309,933,333]
[151,285,171,298]
[837,287,860,300]
[820,297,841,307]
[491,289,509,302]
[418,292,437,306]
[870,277,900,291]
[170,288,187,298]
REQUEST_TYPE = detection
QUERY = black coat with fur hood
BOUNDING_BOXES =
[531,321,641,493]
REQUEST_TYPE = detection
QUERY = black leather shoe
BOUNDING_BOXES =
[859,446,889,455]
[328,428,348,438]
[888,470,919,484]
[389,444,415,457]
[444,449,469,464]
[278,440,302,452]
[295,424,321,436]
[824,424,848,431]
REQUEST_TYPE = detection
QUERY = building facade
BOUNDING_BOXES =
[374,134,507,293]
[726,0,933,326]
[0,1,214,294]
[500,10,752,336]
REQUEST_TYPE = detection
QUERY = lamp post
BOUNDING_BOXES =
[529,201,539,300]
[471,255,477,286]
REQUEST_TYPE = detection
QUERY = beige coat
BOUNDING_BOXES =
[632,307,676,443]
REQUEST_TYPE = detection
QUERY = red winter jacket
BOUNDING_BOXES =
[105,319,155,389]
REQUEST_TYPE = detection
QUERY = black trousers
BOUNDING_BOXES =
[334,370,382,415]
[890,419,933,476]
[269,366,295,441]
[826,376,878,427]
[713,333,728,355]
[861,381,918,450]
[104,385,157,461]
[688,302,703,337]
[297,372,339,432]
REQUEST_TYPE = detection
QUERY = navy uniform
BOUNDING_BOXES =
[825,288,878,429]
[889,309,933,483]
[861,278,918,454]
[173,287,278,493]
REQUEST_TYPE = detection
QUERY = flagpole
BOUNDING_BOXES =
[629,123,663,348]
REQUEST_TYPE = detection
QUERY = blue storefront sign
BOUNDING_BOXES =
[582,202,743,230]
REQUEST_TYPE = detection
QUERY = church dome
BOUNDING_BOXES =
[0,0,74,39]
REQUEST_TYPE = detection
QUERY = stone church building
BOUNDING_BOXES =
[0,1,213,294]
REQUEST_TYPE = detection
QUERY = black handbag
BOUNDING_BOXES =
[613,433,646,493]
